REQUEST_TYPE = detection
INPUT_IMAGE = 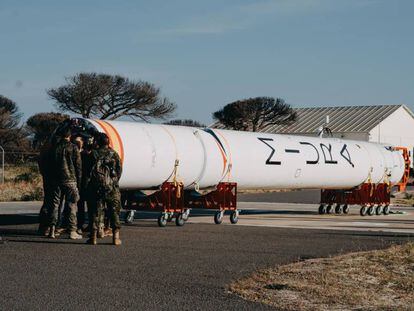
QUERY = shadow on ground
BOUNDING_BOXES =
[0,214,38,226]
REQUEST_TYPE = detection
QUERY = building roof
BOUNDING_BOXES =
[213,104,413,134]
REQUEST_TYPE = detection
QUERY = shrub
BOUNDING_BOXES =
[21,187,43,201]
[0,165,43,202]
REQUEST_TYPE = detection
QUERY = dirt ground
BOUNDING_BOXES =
[230,243,414,311]
[0,165,42,201]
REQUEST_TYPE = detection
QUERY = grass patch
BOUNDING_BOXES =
[0,165,43,201]
[393,198,414,206]
[230,243,414,311]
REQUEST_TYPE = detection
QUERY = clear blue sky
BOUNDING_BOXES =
[1,0,413,124]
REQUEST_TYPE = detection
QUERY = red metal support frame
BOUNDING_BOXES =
[394,146,410,192]
[124,182,184,212]
[320,147,411,216]
[122,181,187,227]
[320,183,392,216]
[321,183,390,207]
[184,182,239,224]
[185,182,237,211]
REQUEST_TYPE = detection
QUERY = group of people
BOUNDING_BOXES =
[37,126,123,246]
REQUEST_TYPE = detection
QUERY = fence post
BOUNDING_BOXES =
[0,145,4,184]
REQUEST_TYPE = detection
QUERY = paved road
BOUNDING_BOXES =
[238,189,321,204]
[1,220,413,311]
[1,201,413,310]
[191,202,414,234]
[1,201,413,233]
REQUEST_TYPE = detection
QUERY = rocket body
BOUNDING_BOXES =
[81,119,405,191]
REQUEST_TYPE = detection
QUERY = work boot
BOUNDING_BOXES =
[69,231,82,240]
[86,231,97,245]
[48,226,56,239]
[104,227,113,237]
[44,227,50,236]
[97,228,104,239]
[38,225,49,236]
[37,223,44,233]
[55,227,66,235]
[112,229,121,246]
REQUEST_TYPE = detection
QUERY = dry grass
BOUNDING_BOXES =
[230,243,414,311]
[392,191,414,207]
[0,165,43,201]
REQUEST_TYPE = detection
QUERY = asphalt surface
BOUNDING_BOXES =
[238,189,321,204]
[1,218,413,310]
[1,191,413,310]
[3,201,414,233]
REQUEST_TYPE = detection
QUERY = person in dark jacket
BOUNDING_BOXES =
[37,137,57,235]
[73,136,92,234]
[47,127,82,240]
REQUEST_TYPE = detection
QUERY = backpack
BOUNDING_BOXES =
[89,154,115,196]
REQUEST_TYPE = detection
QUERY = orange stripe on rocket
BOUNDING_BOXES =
[95,120,125,165]
[203,129,229,176]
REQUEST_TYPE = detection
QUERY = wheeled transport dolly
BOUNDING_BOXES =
[122,182,190,227]
[185,182,240,225]
[319,146,410,217]
[320,183,391,216]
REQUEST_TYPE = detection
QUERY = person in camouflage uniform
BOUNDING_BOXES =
[73,136,91,234]
[86,132,122,246]
[37,137,57,235]
[47,127,83,240]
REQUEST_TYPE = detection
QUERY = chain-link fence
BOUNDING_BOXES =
[0,151,42,202]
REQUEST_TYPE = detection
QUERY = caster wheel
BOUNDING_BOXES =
[175,213,185,227]
[342,204,350,214]
[367,205,375,216]
[230,211,239,224]
[318,205,326,214]
[383,205,390,215]
[326,205,333,214]
[125,210,135,224]
[335,204,342,214]
[360,205,368,216]
[375,205,383,215]
[214,211,223,225]
[157,214,167,227]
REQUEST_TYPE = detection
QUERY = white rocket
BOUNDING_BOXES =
[76,118,405,191]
